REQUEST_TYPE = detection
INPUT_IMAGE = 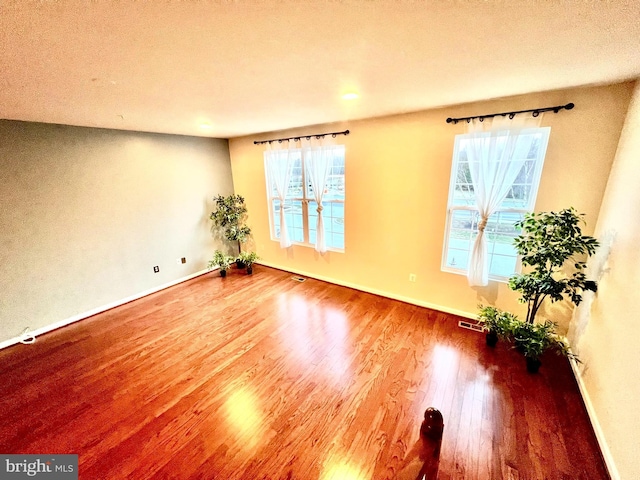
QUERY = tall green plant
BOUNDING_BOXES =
[508,208,599,324]
[210,194,251,254]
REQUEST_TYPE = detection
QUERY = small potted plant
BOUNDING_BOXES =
[208,250,234,277]
[513,320,579,373]
[237,251,260,274]
[477,305,516,347]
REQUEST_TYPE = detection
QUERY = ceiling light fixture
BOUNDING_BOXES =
[342,92,359,100]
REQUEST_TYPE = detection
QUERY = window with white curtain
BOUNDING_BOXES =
[441,127,550,280]
[265,145,345,251]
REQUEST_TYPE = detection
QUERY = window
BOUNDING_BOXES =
[265,145,345,251]
[442,127,550,280]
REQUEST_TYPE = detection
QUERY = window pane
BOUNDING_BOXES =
[266,145,346,252]
[485,211,522,276]
[288,158,304,198]
[443,128,549,280]
[306,148,345,201]
[333,215,344,234]
[451,158,475,206]
[274,200,304,243]
[445,248,470,271]
[285,200,303,241]
[490,254,518,279]
[445,210,476,270]
[326,155,345,201]
[272,199,281,238]
[290,227,304,243]
[308,200,344,250]
[445,209,523,277]
[331,233,344,250]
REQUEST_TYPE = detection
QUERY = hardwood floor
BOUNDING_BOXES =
[0,266,608,479]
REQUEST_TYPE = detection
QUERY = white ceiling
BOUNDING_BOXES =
[1,1,639,139]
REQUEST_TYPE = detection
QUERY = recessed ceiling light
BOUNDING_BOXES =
[342,92,359,100]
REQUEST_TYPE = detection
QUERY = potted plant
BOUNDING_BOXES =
[477,305,517,347]
[508,208,599,325]
[513,319,579,373]
[237,251,260,274]
[208,250,234,277]
[210,194,252,264]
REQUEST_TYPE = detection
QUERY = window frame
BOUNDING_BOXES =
[265,146,345,252]
[441,127,550,282]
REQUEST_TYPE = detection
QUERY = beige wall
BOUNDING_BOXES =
[229,82,633,328]
[0,121,233,345]
[571,80,640,480]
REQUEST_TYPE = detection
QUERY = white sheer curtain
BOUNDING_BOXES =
[301,138,339,253]
[264,142,296,248]
[466,113,543,286]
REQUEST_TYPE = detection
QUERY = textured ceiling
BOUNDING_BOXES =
[1,1,639,139]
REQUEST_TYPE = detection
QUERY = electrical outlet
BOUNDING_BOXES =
[409,273,417,282]
[153,266,159,273]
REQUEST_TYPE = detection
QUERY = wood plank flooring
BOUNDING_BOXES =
[0,266,608,479]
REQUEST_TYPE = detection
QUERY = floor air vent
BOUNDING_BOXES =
[458,320,484,333]
[291,276,306,283]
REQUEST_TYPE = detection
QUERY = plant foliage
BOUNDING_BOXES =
[237,250,259,267]
[208,250,234,272]
[512,319,579,362]
[210,194,252,252]
[477,305,518,339]
[508,208,599,324]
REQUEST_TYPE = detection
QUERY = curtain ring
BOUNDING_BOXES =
[509,113,516,119]
[532,111,539,117]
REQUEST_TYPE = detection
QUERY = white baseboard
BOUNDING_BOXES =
[0,268,211,352]
[569,357,620,480]
[1,261,615,477]
[256,260,476,321]
[258,261,617,477]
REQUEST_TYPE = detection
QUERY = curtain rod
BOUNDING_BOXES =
[253,129,349,145]
[446,103,574,124]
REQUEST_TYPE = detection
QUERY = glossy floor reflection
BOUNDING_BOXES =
[0,267,608,479]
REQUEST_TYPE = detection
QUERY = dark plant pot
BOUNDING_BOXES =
[526,357,541,374]
[247,266,253,275]
[485,331,498,347]
[515,339,525,353]
[236,260,246,269]
[220,269,227,278]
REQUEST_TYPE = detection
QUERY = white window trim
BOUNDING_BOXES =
[264,147,345,253]
[441,127,550,282]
